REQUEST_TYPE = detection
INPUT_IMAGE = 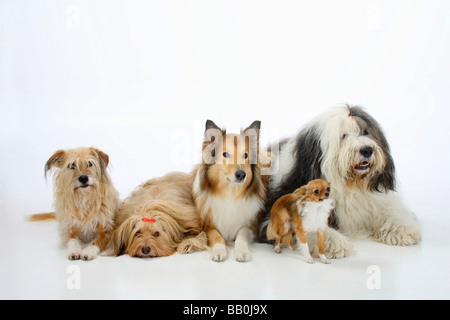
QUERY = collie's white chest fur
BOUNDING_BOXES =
[205,195,263,242]
[300,198,334,232]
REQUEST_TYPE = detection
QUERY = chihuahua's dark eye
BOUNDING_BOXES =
[223,152,230,158]
[87,161,93,167]
[314,190,320,195]
[68,163,75,170]
[327,187,330,192]
[243,153,248,159]
[154,231,160,237]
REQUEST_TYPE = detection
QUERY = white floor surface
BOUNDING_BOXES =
[1,200,449,300]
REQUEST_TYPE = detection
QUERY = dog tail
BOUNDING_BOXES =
[28,212,56,222]
[266,219,294,247]
[266,220,278,241]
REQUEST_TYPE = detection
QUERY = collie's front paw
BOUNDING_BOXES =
[235,246,251,262]
[211,243,227,262]
[305,256,314,264]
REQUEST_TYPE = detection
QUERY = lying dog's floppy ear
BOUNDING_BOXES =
[45,150,66,177]
[108,216,139,256]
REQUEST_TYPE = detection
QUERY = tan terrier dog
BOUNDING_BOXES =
[31,147,120,260]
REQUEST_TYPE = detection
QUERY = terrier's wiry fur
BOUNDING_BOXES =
[32,147,120,260]
[108,172,207,258]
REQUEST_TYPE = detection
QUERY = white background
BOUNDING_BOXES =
[1,0,450,300]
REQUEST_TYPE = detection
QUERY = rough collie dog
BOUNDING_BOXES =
[108,172,207,258]
[193,120,266,262]
[261,105,421,258]
[30,147,120,260]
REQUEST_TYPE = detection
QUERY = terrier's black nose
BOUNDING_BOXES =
[141,246,151,255]
[235,170,246,181]
[78,175,89,184]
[360,146,373,158]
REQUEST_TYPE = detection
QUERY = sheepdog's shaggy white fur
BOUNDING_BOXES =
[261,105,422,258]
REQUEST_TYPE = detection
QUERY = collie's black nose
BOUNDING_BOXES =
[141,246,151,255]
[360,146,373,158]
[235,170,246,181]
[78,175,89,184]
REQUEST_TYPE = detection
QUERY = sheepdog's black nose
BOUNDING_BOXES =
[360,146,373,158]
[141,246,151,255]
[235,170,246,181]
[78,175,89,184]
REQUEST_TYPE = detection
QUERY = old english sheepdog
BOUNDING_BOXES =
[260,105,422,258]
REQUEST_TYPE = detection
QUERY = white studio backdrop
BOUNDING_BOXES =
[1,0,449,217]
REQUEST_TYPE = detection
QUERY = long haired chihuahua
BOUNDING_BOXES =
[266,179,334,264]
[31,147,120,260]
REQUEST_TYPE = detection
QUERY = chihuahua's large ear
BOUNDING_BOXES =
[299,185,311,195]
[45,150,66,177]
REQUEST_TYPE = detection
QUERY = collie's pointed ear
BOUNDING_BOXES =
[204,120,224,142]
[205,120,221,131]
[245,120,261,131]
[45,150,66,177]
[203,120,224,164]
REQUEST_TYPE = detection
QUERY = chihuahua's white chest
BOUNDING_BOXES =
[299,198,334,232]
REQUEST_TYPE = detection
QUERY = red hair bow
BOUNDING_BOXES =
[142,218,156,223]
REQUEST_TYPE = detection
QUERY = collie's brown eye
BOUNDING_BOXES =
[223,152,230,158]
[87,161,93,167]
[68,163,75,170]
[154,231,160,237]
